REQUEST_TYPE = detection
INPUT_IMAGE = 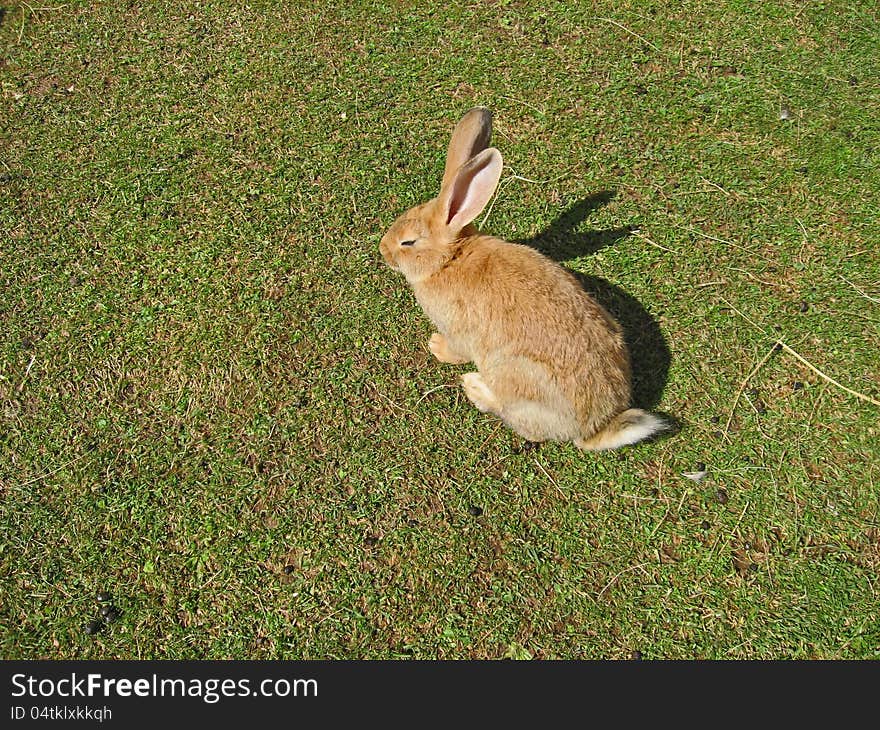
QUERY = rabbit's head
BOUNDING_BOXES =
[380,108,502,282]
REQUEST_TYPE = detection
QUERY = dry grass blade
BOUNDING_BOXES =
[719,297,880,408]
[723,344,779,440]
[595,17,661,53]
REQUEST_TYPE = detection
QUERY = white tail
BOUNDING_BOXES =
[575,409,667,451]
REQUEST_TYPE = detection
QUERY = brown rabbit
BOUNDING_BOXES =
[379,108,666,450]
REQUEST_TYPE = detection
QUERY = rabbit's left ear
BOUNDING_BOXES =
[441,107,493,191]
[436,147,503,234]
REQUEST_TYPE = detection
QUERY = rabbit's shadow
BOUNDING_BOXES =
[515,191,671,411]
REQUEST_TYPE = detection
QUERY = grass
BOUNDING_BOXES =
[1,0,878,659]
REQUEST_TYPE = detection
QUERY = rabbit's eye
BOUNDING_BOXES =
[400,239,416,247]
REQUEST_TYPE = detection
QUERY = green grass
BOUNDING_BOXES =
[1,0,878,659]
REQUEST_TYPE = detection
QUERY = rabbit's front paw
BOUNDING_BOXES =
[429,333,469,364]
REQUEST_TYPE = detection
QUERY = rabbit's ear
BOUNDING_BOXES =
[437,147,502,233]
[441,107,493,191]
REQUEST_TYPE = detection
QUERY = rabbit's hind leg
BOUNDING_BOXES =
[461,372,577,444]
[500,400,579,444]
[479,359,580,443]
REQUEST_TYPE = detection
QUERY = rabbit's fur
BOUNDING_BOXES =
[380,108,665,450]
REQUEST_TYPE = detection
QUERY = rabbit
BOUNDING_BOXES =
[379,107,666,450]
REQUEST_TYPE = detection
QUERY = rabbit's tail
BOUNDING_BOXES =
[575,409,667,451]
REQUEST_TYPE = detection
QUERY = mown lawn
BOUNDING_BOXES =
[1,1,878,659]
